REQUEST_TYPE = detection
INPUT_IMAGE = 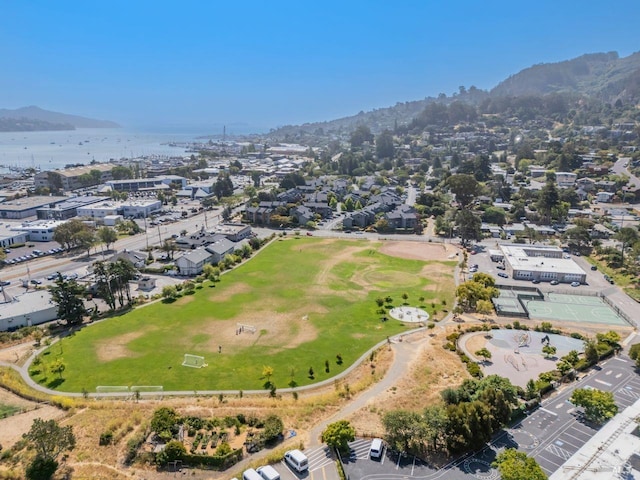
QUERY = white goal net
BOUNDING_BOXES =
[182,354,207,368]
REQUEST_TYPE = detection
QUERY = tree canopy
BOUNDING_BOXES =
[570,388,618,424]
[493,448,547,480]
[322,420,355,453]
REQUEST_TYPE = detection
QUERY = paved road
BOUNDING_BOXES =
[612,156,640,189]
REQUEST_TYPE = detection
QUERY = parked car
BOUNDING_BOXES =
[550,280,559,285]
[30,279,42,285]
[532,279,540,284]
[0,280,10,286]
[496,264,506,270]
[590,265,597,271]
[497,272,509,278]
[571,281,581,287]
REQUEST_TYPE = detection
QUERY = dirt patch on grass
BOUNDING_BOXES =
[174,294,196,305]
[208,282,252,302]
[95,331,146,362]
[188,307,321,353]
[380,241,459,262]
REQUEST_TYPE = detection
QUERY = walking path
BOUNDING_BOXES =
[308,332,429,446]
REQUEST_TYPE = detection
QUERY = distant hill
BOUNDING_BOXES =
[0,106,120,131]
[266,51,640,140]
[491,51,640,100]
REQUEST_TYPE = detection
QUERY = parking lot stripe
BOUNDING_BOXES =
[539,407,558,416]
[594,378,612,387]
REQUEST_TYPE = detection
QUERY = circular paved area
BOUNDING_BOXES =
[389,306,430,323]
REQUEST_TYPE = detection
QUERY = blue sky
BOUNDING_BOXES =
[2,0,639,133]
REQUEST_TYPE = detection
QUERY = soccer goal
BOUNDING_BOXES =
[131,385,164,399]
[237,323,257,334]
[96,385,130,399]
[182,354,207,368]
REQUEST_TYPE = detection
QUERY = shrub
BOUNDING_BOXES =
[99,431,113,446]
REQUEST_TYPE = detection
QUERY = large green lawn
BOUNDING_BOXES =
[31,238,455,392]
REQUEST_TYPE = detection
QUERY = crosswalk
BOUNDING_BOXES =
[349,438,373,460]
[545,443,573,461]
[304,445,335,472]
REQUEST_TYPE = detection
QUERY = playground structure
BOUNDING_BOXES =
[513,331,531,354]
[388,306,430,324]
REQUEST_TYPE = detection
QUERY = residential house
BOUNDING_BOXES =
[291,205,314,225]
[596,192,615,203]
[205,237,236,263]
[175,248,214,276]
[384,205,418,230]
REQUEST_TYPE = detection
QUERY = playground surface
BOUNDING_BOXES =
[461,329,585,387]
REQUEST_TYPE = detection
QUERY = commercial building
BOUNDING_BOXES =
[0,231,29,249]
[0,290,58,332]
[12,220,66,242]
[500,244,587,284]
[34,164,115,191]
[0,196,68,219]
[36,196,109,220]
[77,199,162,219]
[105,175,187,192]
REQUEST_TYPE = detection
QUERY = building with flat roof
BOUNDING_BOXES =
[105,175,186,192]
[550,397,640,480]
[0,231,29,248]
[76,201,119,219]
[12,220,66,242]
[0,196,68,219]
[213,223,252,242]
[121,199,162,218]
[36,195,109,220]
[500,244,586,284]
[0,290,58,331]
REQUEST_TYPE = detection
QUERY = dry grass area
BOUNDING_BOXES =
[0,387,65,450]
[348,326,469,437]
[379,241,458,262]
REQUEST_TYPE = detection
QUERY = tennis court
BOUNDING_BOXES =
[493,296,526,316]
[524,294,626,325]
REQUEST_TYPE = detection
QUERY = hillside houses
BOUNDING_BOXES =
[242,176,419,232]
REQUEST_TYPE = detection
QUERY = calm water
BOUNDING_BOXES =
[0,128,199,172]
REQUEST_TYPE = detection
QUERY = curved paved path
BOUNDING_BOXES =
[307,331,430,446]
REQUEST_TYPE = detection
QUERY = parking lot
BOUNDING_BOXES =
[342,354,640,479]
[467,240,611,290]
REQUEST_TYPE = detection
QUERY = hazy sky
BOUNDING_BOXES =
[2,0,639,133]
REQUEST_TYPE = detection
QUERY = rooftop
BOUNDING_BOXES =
[0,196,68,211]
[500,244,586,275]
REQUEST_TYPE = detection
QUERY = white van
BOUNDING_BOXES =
[242,469,263,480]
[256,465,280,480]
[370,438,384,459]
[284,449,309,472]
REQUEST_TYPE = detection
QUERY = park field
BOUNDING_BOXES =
[30,238,456,392]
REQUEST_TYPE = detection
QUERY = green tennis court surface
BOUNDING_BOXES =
[525,294,625,325]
